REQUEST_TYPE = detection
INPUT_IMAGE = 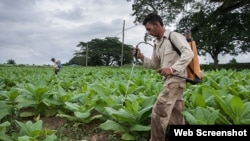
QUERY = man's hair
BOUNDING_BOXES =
[51,58,55,61]
[143,13,163,26]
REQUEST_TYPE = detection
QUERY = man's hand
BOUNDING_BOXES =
[132,48,138,57]
[157,67,174,77]
[132,48,144,61]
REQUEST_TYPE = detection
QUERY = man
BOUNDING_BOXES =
[133,13,194,141]
[51,58,60,75]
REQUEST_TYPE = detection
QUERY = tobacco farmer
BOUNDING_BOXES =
[133,13,194,141]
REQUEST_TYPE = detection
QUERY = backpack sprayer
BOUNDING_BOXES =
[124,42,153,104]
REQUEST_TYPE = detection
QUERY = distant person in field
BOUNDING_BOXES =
[133,13,194,141]
[51,58,62,75]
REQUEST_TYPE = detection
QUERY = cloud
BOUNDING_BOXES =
[0,0,248,65]
[0,0,143,65]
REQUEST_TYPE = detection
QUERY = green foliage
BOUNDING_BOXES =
[16,84,60,117]
[14,120,57,141]
[0,89,19,121]
[184,69,250,124]
[177,1,250,69]
[229,58,237,64]
[214,95,250,124]
[0,66,250,140]
[201,63,250,71]
[130,0,185,26]
[182,107,220,124]
[129,0,250,69]
[7,59,16,64]
[0,121,12,141]
[73,37,134,66]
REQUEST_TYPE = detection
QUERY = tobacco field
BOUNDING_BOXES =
[0,66,250,141]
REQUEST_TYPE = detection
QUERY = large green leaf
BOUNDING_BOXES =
[99,120,127,132]
[0,121,11,141]
[241,102,250,119]
[140,95,156,109]
[216,113,231,125]
[183,107,219,125]
[16,120,43,136]
[121,133,135,141]
[124,100,139,116]
[137,105,153,122]
[182,111,198,124]
[214,94,232,120]
[201,86,216,107]
[104,107,135,124]
[74,111,91,119]
[130,124,151,131]
[219,76,231,86]
[236,84,249,98]
[64,102,80,111]
[230,96,244,124]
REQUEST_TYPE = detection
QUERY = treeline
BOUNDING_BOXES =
[1,62,249,71]
[201,63,250,71]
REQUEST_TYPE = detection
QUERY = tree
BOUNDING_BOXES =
[209,0,250,12]
[7,59,16,64]
[229,58,237,64]
[74,37,133,66]
[176,1,250,69]
[129,0,185,26]
[68,56,85,66]
[127,0,250,69]
[129,0,250,29]
[71,41,88,66]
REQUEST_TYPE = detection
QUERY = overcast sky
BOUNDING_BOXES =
[0,0,249,65]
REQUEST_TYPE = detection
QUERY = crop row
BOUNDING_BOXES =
[0,66,249,140]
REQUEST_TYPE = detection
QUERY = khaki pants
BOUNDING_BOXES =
[150,82,185,141]
[54,68,60,75]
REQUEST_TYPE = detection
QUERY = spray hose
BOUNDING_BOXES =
[133,41,154,63]
[136,41,154,48]
[124,41,154,104]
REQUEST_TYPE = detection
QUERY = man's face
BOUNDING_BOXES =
[145,22,158,37]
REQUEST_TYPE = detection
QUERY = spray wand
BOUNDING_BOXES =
[123,42,153,105]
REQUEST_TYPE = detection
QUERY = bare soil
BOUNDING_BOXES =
[41,116,122,141]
